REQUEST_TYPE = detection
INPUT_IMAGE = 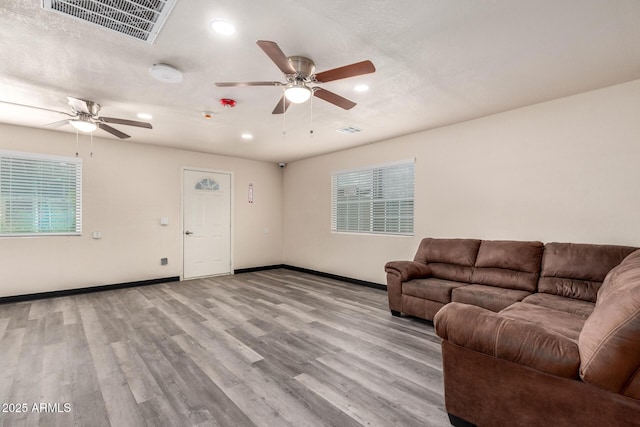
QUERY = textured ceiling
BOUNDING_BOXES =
[1,1,639,162]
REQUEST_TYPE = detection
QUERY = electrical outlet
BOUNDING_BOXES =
[160,258,168,265]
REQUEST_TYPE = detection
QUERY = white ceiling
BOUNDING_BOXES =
[1,1,639,163]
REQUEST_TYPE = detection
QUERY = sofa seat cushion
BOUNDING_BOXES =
[499,302,587,342]
[451,285,531,313]
[401,294,445,321]
[402,278,470,304]
[522,293,594,318]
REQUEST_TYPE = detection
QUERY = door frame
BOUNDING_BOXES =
[181,166,234,280]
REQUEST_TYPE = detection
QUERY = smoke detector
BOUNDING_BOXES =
[149,63,183,83]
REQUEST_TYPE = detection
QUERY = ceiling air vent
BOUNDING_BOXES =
[336,126,363,134]
[42,0,177,44]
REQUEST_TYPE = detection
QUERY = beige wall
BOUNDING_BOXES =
[283,80,640,285]
[0,124,283,297]
[3,79,640,296]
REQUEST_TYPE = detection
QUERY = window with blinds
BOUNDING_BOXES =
[331,160,414,235]
[0,151,82,236]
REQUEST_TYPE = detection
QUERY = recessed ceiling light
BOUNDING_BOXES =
[241,133,253,140]
[210,20,236,35]
[137,113,152,120]
[354,84,369,92]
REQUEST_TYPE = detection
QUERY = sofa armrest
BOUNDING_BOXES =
[384,260,432,282]
[434,302,580,379]
[385,261,431,313]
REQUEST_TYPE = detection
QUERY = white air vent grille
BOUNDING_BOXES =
[336,126,363,134]
[42,0,176,44]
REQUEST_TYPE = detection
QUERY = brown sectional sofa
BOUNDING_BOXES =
[385,238,640,426]
[385,238,634,321]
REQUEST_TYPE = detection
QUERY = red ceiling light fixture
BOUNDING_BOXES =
[220,98,236,108]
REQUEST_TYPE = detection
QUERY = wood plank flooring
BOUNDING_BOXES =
[0,269,448,427]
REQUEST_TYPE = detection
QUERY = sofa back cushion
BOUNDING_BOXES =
[413,238,481,283]
[578,249,640,398]
[539,242,636,302]
[470,240,544,292]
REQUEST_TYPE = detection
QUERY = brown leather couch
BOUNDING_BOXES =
[385,238,640,426]
[385,238,635,321]
[435,248,640,427]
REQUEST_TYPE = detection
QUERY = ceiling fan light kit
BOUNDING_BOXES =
[69,118,97,133]
[284,82,312,104]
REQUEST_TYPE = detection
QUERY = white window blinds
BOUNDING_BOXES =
[331,160,414,235]
[0,151,82,236]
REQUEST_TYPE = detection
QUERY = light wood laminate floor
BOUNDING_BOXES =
[0,269,448,426]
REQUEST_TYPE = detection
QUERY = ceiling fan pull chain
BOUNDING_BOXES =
[309,94,314,136]
[282,92,287,136]
[75,130,79,157]
[90,132,94,157]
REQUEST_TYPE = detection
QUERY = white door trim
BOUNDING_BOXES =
[181,166,234,280]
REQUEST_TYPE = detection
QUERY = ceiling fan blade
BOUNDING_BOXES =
[98,123,130,139]
[313,88,356,110]
[215,81,285,87]
[100,117,152,129]
[0,100,69,115]
[256,40,296,74]
[44,119,71,128]
[272,95,292,114]
[314,60,376,83]
[67,96,91,114]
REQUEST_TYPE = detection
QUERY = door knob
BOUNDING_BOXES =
[185,230,194,235]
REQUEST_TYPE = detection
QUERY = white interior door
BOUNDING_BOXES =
[183,169,231,279]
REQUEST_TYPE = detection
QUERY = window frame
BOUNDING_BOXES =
[331,159,415,236]
[0,150,82,237]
